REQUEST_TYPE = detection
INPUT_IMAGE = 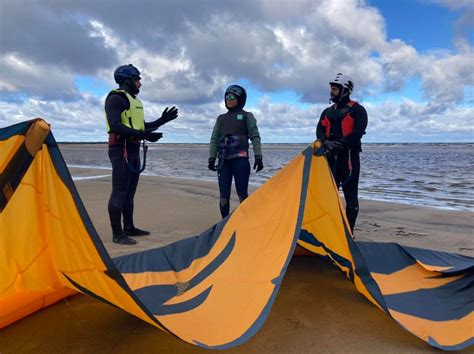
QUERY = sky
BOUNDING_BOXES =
[0,0,473,143]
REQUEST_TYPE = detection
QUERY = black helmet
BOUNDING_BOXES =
[114,64,141,84]
[225,84,247,109]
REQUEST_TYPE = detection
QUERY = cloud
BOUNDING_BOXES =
[0,54,80,101]
[365,99,474,142]
[2,92,470,143]
[0,0,472,141]
[0,1,117,74]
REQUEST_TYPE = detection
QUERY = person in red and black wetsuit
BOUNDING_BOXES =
[316,73,368,233]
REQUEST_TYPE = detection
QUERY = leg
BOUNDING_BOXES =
[108,146,132,235]
[108,146,136,245]
[233,158,250,202]
[121,153,150,236]
[217,160,233,218]
[341,151,360,233]
[326,153,341,188]
[122,153,140,230]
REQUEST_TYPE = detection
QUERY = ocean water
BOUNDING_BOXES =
[61,143,474,212]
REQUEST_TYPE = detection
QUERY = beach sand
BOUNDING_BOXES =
[1,168,472,353]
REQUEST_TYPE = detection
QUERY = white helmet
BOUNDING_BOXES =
[329,73,354,97]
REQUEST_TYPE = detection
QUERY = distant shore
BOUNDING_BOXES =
[66,167,474,258]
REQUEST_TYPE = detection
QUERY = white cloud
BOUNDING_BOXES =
[0,0,472,141]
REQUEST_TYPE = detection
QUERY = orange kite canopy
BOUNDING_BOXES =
[1,119,472,350]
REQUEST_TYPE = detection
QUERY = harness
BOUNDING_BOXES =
[216,134,248,170]
[124,139,148,174]
[108,134,148,174]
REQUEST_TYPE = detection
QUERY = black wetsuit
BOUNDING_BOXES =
[105,90,153,236]
[316,96,368,232]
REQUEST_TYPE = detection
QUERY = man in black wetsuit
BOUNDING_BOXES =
[316,73,368,233]
[105,64,178,245]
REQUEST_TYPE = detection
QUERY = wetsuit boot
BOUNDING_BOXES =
[124,227,150,236]
[113,231,137,245]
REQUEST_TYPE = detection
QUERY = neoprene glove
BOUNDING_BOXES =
[159,106,179,124]
[324,140,345,153]
[148,107,179,130]
[142,131,163,142]
[253,155,264,172]
[208,157,217,171]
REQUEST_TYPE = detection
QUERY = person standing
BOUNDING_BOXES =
[208,85,263,218]
[316,73,368,233]
[105,64,178,245]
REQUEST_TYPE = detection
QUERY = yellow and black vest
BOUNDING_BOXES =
[105,90,145,133]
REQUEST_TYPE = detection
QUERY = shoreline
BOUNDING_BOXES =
[68,165,474,213]
[67,167,474,259]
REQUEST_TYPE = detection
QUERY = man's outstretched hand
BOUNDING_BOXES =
[159,106,178,124]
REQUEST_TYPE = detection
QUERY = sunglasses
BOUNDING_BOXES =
[225,94,237,101]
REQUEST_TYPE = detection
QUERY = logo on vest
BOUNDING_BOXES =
[236,114,243,120]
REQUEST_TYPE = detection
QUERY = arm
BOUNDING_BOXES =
[105,94,144,139]
[316,109,326,140]
[208,118,221,159]
[246,113,262,157]
[343,104,368,148]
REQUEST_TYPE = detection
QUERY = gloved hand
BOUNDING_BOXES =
[253,155,263,172]
[159,106,179,124]
[142,131,163,142]
[148,107,179,130]
[323,139,345,154]
[208,157,217,171]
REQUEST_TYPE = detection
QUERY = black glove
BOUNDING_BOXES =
[159,106,179,124]
[142,131,163,142]
[253,155,263,172]
[208,157,217,171]
[148,107,179,130]
[323,139,345,154]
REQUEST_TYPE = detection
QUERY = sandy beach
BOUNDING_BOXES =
[1,168,472,353]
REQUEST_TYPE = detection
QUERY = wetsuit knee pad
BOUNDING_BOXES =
[219,198,229,207]
[346,205,359,212]
[109,190,128,209]
[345,200,359,211]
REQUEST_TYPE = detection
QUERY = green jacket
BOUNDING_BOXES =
[209,110,262,159]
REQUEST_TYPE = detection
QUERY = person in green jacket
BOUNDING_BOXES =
[208,85,263,218]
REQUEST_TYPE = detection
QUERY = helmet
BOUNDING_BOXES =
[224,85,247,108]
[225,85,244,97]
[114,64,141,84]
[329,73,354,94]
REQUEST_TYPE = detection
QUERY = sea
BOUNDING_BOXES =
[61,143,474,212]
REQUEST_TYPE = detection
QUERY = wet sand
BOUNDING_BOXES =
[1,169,472,353]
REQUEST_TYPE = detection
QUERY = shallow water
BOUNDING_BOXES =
[61,143,474,212]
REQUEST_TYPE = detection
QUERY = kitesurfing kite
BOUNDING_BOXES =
[1,119,472,350]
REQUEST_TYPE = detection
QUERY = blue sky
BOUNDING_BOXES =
[1,0,473,142]
[370,0,461,51]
